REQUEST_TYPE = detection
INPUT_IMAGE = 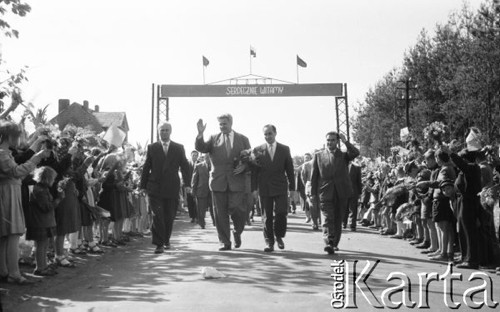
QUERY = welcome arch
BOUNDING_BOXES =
[150,78,350,143]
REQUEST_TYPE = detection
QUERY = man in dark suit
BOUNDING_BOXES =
[140,121,191,254]
[186,150,199,223]
[311,131,360,254]
[253,125,295,252]
[191,153,211,229]
[195,114,251,251]
[343,160,362,231]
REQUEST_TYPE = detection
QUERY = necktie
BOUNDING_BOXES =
[269,143,274,161]
[224,134,231,157]
[162,142,169,155]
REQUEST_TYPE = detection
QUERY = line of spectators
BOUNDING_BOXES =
[0,120,150,285]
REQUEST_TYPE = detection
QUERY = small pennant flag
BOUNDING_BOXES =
[202,56,209,66]
[250,46,256,57]
[297,55,307,68]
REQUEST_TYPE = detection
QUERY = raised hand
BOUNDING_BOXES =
[338,133,347,143]
[197,119,206,135]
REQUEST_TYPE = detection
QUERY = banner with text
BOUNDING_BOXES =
[160,83,344,97]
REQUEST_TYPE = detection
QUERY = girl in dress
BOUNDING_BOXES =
[27,166,64,276]
[0,120,49,284]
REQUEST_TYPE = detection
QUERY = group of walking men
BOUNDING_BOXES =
[139,114,359,254]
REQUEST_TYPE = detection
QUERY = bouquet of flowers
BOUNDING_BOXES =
[423,121,448,146]
[479,184,500,212]
[57,177,70,192]
[390,146,400,154]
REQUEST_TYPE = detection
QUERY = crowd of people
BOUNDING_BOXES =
[2,112,500,289]
[0,119,150,285]
[354,132,500,275]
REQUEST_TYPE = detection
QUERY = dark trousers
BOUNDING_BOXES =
[149,196,177,246]
[260,194,288,245]
[196,196,209,228]
[308,197,321,226]
[343,196,359,229]
[187,193,197,219]
[457,196,480,264]
[213,191,245,246]
[478,208,500,266]
[320,197,348,247]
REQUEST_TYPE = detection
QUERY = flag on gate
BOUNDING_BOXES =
[202,55,209,66]
[250,46,256,57]
[297,55,307,68]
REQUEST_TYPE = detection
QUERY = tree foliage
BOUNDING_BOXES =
[0,0,31,38]
[0,0,31,118]
[353,0,500,155]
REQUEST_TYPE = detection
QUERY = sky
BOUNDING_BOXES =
[1,0,485,156]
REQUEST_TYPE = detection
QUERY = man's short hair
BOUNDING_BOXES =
[191,150,199,155]
[326,131,339,138]
[157,121,171,131]
[436,149,450,163]
[304,152,312,158]
[217,114,233,124]
[263,124,276,133]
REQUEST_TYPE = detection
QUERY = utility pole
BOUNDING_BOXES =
[398,77,417,129]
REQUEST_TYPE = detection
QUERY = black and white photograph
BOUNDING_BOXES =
[1,0,500,311]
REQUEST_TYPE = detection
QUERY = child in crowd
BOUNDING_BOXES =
[27,166,64,276]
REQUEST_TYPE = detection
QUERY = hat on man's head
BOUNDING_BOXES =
[466,127,482,151]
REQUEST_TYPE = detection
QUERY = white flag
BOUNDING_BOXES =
[400,127,409,141]
[103,124,126,147]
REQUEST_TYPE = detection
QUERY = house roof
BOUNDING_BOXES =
[49,102,129,133]
[93,112,129,132]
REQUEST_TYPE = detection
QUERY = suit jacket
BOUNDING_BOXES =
[349,163,362,197]
[191,161,210,198]
[311,142,360,201]
[140,141,190,199]
[195,131,251,192]
[253,142,295,197]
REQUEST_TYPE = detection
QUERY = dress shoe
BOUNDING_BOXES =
[233,231,241,248]
[456,262,478,269]
[430,253,453,262]
[264,245,274,252]
[312,225,319,231]
[416,241,431,249]
[390,235,403,239]
[164,243,171,250]
[333,246,339,251]
[427,250,441,257]
[218,244,231,251]
[276,237,285,250]
[421,248,437,254]
[409,238,423,245]
[324,245,335,255]
[154,246,164,254]
[305,217,311,223]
